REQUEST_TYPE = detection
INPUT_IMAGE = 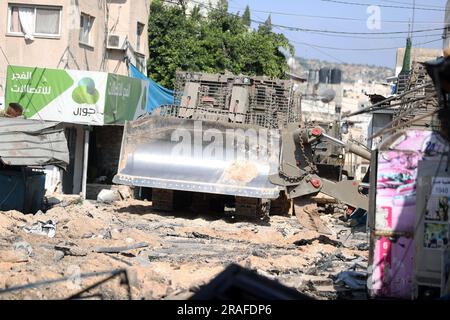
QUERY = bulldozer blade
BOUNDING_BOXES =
[113,115,282,199]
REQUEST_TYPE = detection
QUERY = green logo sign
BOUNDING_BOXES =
[72,78,100,104]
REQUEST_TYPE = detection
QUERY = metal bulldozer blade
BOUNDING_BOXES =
[113,115,282,199]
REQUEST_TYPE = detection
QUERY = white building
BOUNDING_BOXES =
[165,0,223,15]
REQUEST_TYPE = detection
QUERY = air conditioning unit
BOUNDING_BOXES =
[107,34,127,50]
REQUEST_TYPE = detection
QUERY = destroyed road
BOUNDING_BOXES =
[0,197,368,300]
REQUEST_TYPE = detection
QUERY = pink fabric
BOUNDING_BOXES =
[370,130,447,298]
[371,237,414,299]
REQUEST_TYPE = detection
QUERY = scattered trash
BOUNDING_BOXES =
[22,220,56,238]
[35,210,45,216]
[349,208,367,227]
[336,252,358,262]
[294,235,342,247]
[97,189,121,204]
[335,271,367,290]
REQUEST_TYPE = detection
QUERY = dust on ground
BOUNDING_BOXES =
[0,197,368,300]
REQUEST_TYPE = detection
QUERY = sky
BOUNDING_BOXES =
[228,0,447,68]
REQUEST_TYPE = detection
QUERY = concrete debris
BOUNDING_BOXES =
[95,242,149,254]
[252,249,268,258]
[0,199,369,300]
[97,189,121,204]
[22,220,56,238]
[54,244,87,257]
[334,271,367,290]
[100,229,112,240]
[355,243,369,251]
[52,251,65,262]
[0,250,29,263]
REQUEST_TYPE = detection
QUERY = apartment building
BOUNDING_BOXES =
[0,0,150,104]
[0,0,150,197]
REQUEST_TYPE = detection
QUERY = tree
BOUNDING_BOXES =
[147,0,294,88]
[242,5,251,27]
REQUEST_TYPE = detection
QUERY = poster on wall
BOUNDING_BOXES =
[5,65,148,125]
[424,223,449,249]
[425,196,450,222]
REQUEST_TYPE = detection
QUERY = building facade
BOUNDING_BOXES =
[0,0,150,197]
[395,48,442,77]
[0,0,150,103]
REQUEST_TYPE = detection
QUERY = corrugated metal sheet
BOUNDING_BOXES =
[0,118,69,168]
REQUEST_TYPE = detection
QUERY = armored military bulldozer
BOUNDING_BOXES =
[113,71,371,219]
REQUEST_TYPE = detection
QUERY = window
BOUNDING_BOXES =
[8,5,61,38]
[79,13,95,45]
[135,54,146,74]
[136,22,145,53]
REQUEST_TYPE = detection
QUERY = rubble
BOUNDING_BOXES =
[0,199,369,300]
[22,220,57,238]
[97,189,121,204]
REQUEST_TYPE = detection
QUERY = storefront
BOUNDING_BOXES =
[4,65,149,198]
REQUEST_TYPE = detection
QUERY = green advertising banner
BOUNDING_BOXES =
[5,65,148,125]
[104,73,148,124]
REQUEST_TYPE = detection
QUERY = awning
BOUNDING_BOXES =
[0,118,69,168]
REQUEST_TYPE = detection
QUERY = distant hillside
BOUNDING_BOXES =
[294,57,394,84]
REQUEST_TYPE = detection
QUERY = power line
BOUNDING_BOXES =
[380,0,445,9]
[321,0,449,12]
[305,31,444,40]
[227,3,447,25]
[290,37,442,51]
[174,0,445,52]
[252,17,446,35]
[186,0,447,36]
[299,42,347,63]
